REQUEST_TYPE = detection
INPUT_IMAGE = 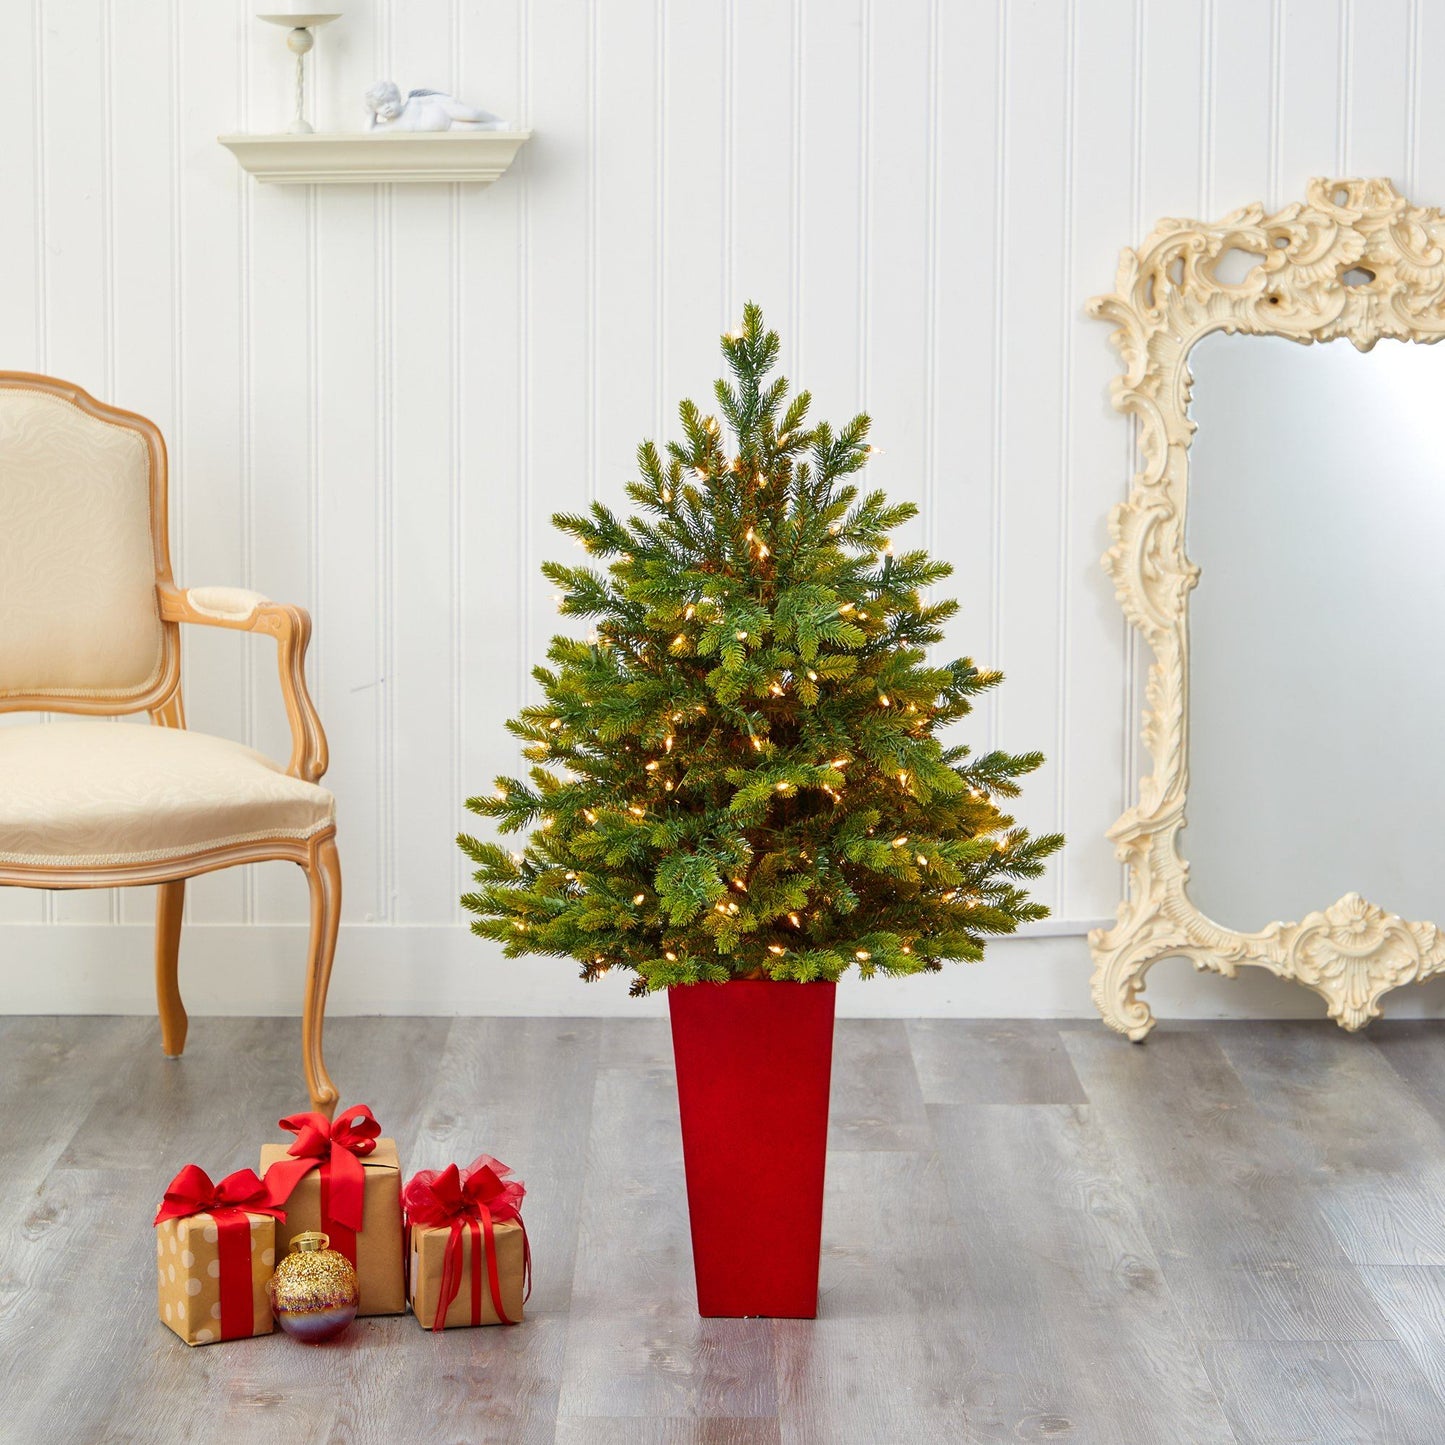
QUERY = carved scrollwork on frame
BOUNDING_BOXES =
[1086,178,1445,1039]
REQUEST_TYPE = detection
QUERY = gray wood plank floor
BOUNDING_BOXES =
[4,1016,1445,1444]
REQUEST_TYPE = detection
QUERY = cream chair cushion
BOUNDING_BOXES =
[0,388,165,696]
[0,722,334,867]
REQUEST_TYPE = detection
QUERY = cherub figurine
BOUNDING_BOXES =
[365,82,509,132]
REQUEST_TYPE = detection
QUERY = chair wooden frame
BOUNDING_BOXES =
[0,371,339,1114]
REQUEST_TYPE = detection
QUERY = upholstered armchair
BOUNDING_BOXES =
[0,373,339,1113]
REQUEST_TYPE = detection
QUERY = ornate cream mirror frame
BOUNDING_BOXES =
[1087,176,1445,1039]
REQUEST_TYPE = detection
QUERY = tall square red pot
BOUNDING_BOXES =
[668,979,837,1318]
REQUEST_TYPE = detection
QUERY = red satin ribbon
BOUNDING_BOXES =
[155,1165,284,1341]
[403,1156,531,1330]
[263,1104,380,1268]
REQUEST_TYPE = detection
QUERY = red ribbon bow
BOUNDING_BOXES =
[403,1156,531,1330]
[264,1104,381,1267]
[154,1164,283,1227]
[155,1166,285,1341]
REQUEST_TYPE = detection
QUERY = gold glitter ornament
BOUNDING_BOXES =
[267,1231,359,1343]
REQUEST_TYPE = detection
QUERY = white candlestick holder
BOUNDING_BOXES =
[258,12,341,134]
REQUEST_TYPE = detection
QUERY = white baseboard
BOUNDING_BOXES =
[4,921,1445,1022]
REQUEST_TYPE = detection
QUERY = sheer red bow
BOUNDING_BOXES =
[404,1156,531,1330]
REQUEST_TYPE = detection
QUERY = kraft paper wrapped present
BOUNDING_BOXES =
[261,1104,405,1316]
[154,1166,282,1347]
[404,1155,531,1330]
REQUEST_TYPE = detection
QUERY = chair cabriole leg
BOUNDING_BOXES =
[301,831,341,1117]
[155,878,187,1058]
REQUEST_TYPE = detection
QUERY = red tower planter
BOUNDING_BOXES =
[668,979,837,1318]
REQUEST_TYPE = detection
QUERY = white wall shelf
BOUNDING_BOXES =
[218,130,531,185]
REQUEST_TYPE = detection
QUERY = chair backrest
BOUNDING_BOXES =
[0,374,178,713]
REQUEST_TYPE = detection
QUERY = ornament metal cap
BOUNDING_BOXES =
[291,1230,330,1252]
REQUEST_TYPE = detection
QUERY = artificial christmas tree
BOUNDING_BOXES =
[460,304,1062,1314]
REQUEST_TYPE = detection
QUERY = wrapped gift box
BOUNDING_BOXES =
[403,1155,530,1330]
[409,1216,527,1329]
[261,1115,405,1317]
[157,1211,275,1346]
[154,1165,281,1347]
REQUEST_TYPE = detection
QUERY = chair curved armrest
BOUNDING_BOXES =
[157,583,329,782]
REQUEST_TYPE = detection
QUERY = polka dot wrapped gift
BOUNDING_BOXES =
[154,1165,284,1347]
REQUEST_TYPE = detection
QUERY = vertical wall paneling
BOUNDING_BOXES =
[918,0,941,803]
[1269,0,1284,202]
[1276,1,1343,196]
[1346,0,1412,177]
[1212,0,1278,207]
[375,11,396,924]
[929,0,1002,824]
[6,0,1445,1014]
[2,0,41,378]
[795,0,864,422]
[731,0,796,369]
[722,0,736,324]
[313,181,385,924]
[389,0,463,925]
[986,0,1007,756]
[1121,0,1144,842]
[516,0,532,726]
[246,8,317,926]
[175,0,247,925]
[1337,0,1351,173]
[0,0,45,924]
[1119,0,1204,934]
[858,0,932,825]
[1413,0,1445,200]
[456,0,526,927]
[788,0,803,379]
[920,0,941,570]
[312,4,385,924]
[660,3,727,425]
[1406,0,1422,197]
[1139,0,1205,277]
[995,1,1071,909]
[593,1,660,515]
[1052,0,1079,918]
[523,0,589,738]
[38,0,106,389]
[112,0,185,925]
[1064,0,1135,922]
[862,0,931,557]
[43,0,113,926]
[855,0,872,414]
[448,4,463,921]
[312,0,359,134]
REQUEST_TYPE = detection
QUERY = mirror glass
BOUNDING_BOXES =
[1184,331,1445,928]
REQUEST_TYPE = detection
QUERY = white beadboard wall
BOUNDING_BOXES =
[5,0,1445,1020]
